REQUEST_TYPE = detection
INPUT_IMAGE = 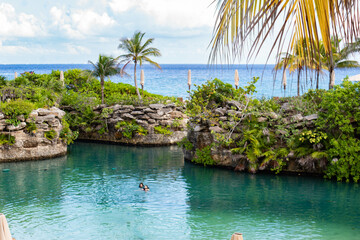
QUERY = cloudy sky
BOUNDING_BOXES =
[0,0,276,64]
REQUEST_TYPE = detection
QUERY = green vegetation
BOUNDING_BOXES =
[186,78,360,182]
[115,121,148,139]
[0,134,15,146]
[60,119,79,145]
[177,137,194,151]
[193,144,215,166]
[0,99,36,126]
[154,125,173,136]
[44,130,57,141]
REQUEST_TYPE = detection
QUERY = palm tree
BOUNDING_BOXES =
[89,55,119,104]
[118,31,161,100]
[211,0,360,90]
[321,37,360,88]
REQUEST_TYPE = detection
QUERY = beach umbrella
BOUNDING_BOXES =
[282,69,287,90]
[188,70,191,91]
[234,70,239,89]
[140,70,145,97]
[348,74,360,81]
[0,213,13,240]
[14,72,17,79]
[60,71,64,86]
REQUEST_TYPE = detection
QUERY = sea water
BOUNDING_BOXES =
[0,64,359,99]
[0,142,359,240]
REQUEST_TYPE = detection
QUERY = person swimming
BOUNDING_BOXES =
[143,185,149,191]
[139,183,144,188]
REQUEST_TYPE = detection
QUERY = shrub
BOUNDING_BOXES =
[0,99,35,119]
[0,134,15,146]
[115,121,148,139]
[44,130,57,140]
[193,144,215,166]
[177,137,194,151]
[154,125,173,136]
[59,119,79,145]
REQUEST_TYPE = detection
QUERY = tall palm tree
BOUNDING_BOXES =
[118,31,161,100]
[211,0,360,90]
[321,37,360,88]
[89,55,119,104]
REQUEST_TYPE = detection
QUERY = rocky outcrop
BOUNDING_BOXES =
[68,103,188,146]
[0,107,67,162]
[183,100,326,175]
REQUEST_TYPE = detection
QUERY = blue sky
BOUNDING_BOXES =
[0,0,225,64]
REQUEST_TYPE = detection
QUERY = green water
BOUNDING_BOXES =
[0,142,359,240]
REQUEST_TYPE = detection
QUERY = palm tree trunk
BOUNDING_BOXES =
[316,68,320,89]
[329,66,335,89]
[134,61,141,100]
[101,76,105,104]
[297,69,301,96]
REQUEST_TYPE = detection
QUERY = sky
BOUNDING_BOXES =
[0,0,226,64]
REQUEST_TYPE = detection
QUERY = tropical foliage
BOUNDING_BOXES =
[118,31,161,100]
[211,0,360,89]
[89,55,120,104]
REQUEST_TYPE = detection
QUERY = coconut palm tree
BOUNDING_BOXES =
[211,0,360,90]
[89,54,120,104]
[118,31,161,100]
[321,37,360,88]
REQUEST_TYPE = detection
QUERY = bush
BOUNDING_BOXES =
[193,144,215,166]
[0,99,35,119]
[0,134,15,146]
[44,130,57,140]
[59,119,79,145]
[154,125,173,136]
[115,121,148,139]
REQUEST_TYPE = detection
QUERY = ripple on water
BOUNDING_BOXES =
[1,143,360,240]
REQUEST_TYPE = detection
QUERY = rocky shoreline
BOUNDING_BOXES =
[0,107,67,162]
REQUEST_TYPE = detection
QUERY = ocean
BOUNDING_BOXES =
[0,64,359,99]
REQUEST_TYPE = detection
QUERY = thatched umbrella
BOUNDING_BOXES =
[234,70,239,89]
[348,74,360,81]
[187,70,192,91]
[60,71,64,86]
[140,70,145,97]
[282,69,287,90]
[0,213,13,240]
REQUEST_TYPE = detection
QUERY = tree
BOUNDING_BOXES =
[211,0,360,89]
[118,31,161,100]
[89,55,119,104]
[321,37,360,88]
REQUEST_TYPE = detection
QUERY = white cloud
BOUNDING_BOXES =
[0,3,44,37]
[50,6,115,39]
[109,0,215,29]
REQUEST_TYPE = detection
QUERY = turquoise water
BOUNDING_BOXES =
[1,64,359,99]
[0,142,359,240]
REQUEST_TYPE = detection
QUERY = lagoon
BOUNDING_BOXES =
[0,142,359,240]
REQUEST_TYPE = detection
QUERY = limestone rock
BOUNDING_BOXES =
[28,110,38,119]
[37,108,51,116]
[269,112,279,119]
[136,119,148,127]
[304,114,318,121]
[209,126,225,133]
[0,113,4,119]
[214,108,226,116]
[130,111,144,115]
[257,117,267,123]
[6,122,26,131]
[148,113,165,120]
[281,103,291,111]
[148,119,156,124]
[122,105,135,110]
[143,108,156,113]
[122,113,135,120]
[149,104,165,110]
[170,111,185,119]
[194,125,205,132]
[49,107,66,119]
[292,114,303,122]
[226,100,242,109]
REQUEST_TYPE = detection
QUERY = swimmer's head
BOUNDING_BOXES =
[139,183,144,188]
[143,185,149,191]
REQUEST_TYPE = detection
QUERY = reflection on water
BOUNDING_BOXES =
[0,142,359,240]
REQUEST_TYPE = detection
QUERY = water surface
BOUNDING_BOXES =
[0,142,359,240]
